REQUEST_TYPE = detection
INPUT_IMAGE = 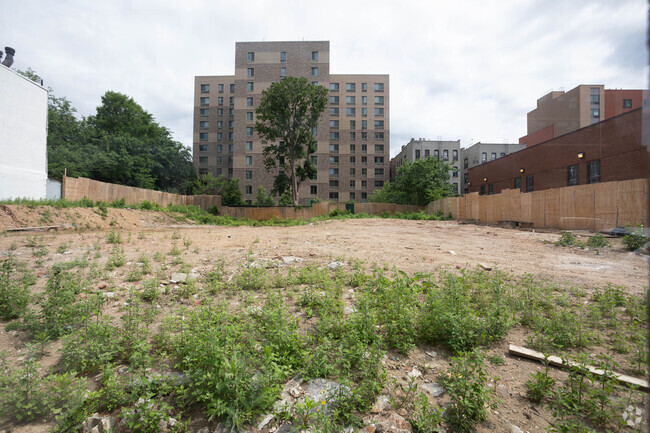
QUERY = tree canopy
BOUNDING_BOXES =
[255,76,328,206]
[369,157,457,206]
[16,69,196,193]
[189,174,244,206]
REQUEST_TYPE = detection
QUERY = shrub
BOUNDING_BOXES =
[586,233,610,248]
[60,315,121,373]
[0,256,31,321]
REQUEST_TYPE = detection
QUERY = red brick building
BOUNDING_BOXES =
[468,108,646,195]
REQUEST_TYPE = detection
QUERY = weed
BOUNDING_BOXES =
[106,246,126,270]
[488,354,506,366]
[8,241,17,251]
[56,241,71,254]
[106,229,123,244]
[439,351,499,433]
[169,244,182,256]
[407,393,443,433]
[140,278,161,303]
[183,238,193,248]
[526,354,556,403]
[586,233,610,248]
[0,256,32,321]
[623,224,647,251]
[171,231,181,240]
[230,262,272,291]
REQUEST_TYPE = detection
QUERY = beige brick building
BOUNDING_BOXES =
[193,41,389,205]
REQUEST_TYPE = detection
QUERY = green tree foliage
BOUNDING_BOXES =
[16,69,196,193]
[254,186,275,206]
[255,77,328,206]
[190,174,244,206]
[369,156,456,205]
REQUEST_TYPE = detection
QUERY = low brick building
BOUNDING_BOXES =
[468,108,646,196]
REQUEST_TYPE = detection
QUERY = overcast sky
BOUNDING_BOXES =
[2,0,646,156]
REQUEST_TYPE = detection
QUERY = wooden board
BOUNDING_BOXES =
[508,344,649,392]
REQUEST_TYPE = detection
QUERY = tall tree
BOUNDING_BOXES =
[255,77,328,206]
[369,157,457,205]
[190,174,244,206]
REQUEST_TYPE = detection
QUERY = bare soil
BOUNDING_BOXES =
[0,206,647,433]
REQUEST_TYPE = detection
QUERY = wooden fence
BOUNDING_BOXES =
[427,178,648,230]
[220,202,426,220]
[62,176,221,211]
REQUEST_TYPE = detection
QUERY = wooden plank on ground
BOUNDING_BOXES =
[5,225,64,232]
[508,344,649,392]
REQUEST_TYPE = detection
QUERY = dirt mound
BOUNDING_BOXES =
[0,205,189,231]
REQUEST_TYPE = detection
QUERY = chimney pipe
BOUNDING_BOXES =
[2,47,15,67]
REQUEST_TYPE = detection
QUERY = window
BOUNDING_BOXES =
[362,168,367,176]
[330,83,339,91]
[500,152,506,157]
[361,120,367,130]
[491,152,497,160]
[374,156,384,164]
[453,150,458,161]
[228,168,233,175]
[329,132,339,140]
[330,108,339,116]
[349,120,356,129]
[199,144,208,152]
[374,96,384,105]
[375,168,384,177]
[199,157,208,164]
[590,94,599,105]
[217,120,223,128]
[229,96,234,105]
[623,99,632,108]
[280,67,286,77]
[452,170,458,178]
[346,96,356,104]
[350,156,356,164]
[361,192,367,199]
[480,185,486,195]
[349,192,356,200]
[587,160,601,184]
[415,149,421,160]
[361,180,367,188]
[228,132,233,140]
[329,192,339,200]
[350,168,357,177]
[374,108,384,116]
[329,180,339,188]
[280,51,286,62]
[374,120,384,129]
[362,108,367,116]
[463,158,468,169]
[246,127,253,136]
[362,96,367,105]
[217,144,222,152]
[330,96,339,104]
[200,108,209,117]
[488,184,494,195]
[350,144,356,153]
[310,185,317,195]
[374,144,384,153]
[374,83,384,92]
[245,170,252,180]
[361,132,367,141]
[246,141,253,151]
[228,144,233,152]
[216,168,222,175]
[217,132,223,141]
[200,97,209,105]
[245,156,252,166]
[229,108,234,116]
[329,156,339,165]
[375,180,384,188]
[526,174,534,192]
[245,185,252,195]
[433,150,438,159]
[230,84,235,93]
[217,108,223,116]
[329,144,339,152]
[201,84,210,93]
[329,168,339,177]
[199,133,208,141]
[591,109,600,119]
[350,180,356,188]
[247,68,254,77]
[247,82,254,92]
[346,107,356,116]
[311,155,317,165]
[514,177,521,189]
[346,83,356,92]
[443,150,449,160]
[311,67,319,77]
[199,168,208,175]
[246,112,254,122]
[217,156,222,165]
[247,52,254,62]
[217,97,224,106]
[361,156,367,165]
[374,132,384,141]
[361,82,367,92]
[481,152,487,162]
[311,51,319,61]
[568,165,579,186]
[247,97,254,107]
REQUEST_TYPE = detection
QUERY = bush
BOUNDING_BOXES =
[0,256,31,321]
[586,233,610,248]
[622,224,647,251]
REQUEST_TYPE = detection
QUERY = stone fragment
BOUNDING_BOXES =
[375,411,412,433]
[258,413,274,430]
[282,256,304,264]
[371,394,390,413]
[328,261,344,269]
[407,367,422,378]
[170,272,187,283]
[421,382,445,397]
[448,250,456,255]
[479,263,493,271]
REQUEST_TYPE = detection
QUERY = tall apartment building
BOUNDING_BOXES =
[459,142,525,194]
[390,138,461,194]
[519,84,646,147]
[193,41,389,205]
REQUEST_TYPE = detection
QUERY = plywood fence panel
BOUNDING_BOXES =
[520,192,532,224]
[457,196,466,220]
[594,181,618,230]
[465,193,479,220]
[558,186,577,230]
[478,196,488,222]
[544,189,560,229]
[529,191,546,228]
[572,184,596,230]
[617,178,647,228]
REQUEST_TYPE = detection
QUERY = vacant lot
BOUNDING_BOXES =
[0,206,647,433]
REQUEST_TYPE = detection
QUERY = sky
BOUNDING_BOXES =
[2,0,647,157]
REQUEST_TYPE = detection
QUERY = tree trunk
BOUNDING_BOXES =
[290,157,298,206]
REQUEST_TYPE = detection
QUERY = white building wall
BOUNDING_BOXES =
[0,65,48,200]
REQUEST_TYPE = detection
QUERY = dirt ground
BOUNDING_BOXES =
[0,206,647,433]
